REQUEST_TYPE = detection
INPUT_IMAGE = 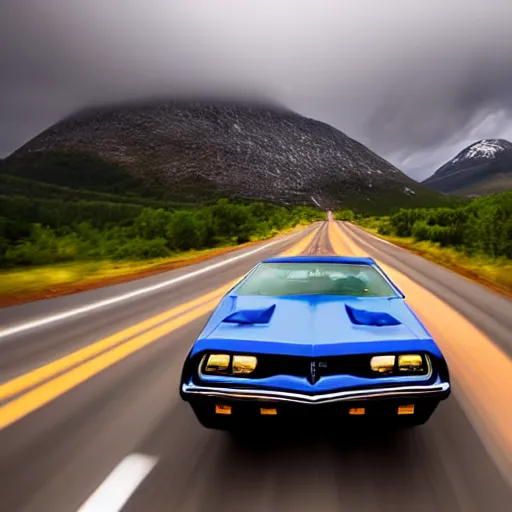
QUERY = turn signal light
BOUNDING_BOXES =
[398,404,415,415]
[205,354,230,373]
[215,404,232,415]
[232,355,258,375]
[370,355,396,374]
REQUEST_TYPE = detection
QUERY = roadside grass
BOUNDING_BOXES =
[0,223,309,306]
[356,217,512,296]
[0,250,218,294]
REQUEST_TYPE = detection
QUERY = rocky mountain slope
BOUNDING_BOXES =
[3,99,441,209]
[423,139,512,196]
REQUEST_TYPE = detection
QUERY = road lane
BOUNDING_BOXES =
[0,284,235,403]
[339,222,512,358]
[0,224,321,428]
[0,224,319,384]
[0,223,324,511]
[302,220,335,255]
[332,221,512,484]
[122,397,511,512]
[77,454,158,512]
[0,227,316,336]
[0,293,227,429]
[0,220,511,511]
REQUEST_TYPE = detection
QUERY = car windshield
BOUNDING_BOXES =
[236,262,399,297]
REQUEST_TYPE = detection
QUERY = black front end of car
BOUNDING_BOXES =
[180,350,451,431]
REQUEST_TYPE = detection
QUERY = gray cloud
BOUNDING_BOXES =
[2,0,512,180]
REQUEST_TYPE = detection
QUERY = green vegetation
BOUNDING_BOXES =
[331,187,468,216]
[1,148,470,216]
[335,209,356,221]
[336,191,512,293]
[0,173,188,209]
[0,151,325,300]
[0,146,462,299]
[0,247,249,298]
[0,150,160,198]
[0,197,323,269]
[1,149,244,204]
[380,192,512,258]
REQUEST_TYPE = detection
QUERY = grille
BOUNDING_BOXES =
[248,355,385,380]
[195,353,432,384]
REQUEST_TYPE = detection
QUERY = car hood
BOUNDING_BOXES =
[192,294,437,358]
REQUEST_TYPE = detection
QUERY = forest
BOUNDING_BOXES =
[0,197,324,268]
[337,191,512,260]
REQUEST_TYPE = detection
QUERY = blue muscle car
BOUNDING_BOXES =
[180,256,451,430]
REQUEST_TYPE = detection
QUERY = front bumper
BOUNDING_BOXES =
[181,381,450,405]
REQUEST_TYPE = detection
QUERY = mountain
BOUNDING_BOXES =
[2,98,443,210]
[423,139,512,196]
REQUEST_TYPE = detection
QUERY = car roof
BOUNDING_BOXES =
[261,255,377,265]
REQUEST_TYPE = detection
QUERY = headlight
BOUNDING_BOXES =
[398,354,425,373]
[233,355,258,375]
[204,354,230,373]
[370,355,395,374]
[370,353,429,376]
[202,353,258,376]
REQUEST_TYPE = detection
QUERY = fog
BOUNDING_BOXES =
[2,0,512,179]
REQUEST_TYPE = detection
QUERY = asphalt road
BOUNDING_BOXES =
[0,220,511,512]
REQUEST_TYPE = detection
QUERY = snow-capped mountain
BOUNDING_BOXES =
[4,99,438,208]
[423,139,512,195]
[452,139,509,162]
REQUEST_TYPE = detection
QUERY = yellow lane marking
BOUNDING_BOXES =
[331,221,512,472]
[280,226,319,256]
[330,221,365,257]
[0,282,237,402]
[0,225,318,428]
[328,220,359,256]
[0,297,222,430]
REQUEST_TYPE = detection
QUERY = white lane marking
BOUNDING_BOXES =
[77,453,157,512]
[346,222,395,246]
[0,231,304,340]
[373,236,394,246]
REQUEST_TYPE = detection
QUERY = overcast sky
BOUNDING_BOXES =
[2,0,512,181]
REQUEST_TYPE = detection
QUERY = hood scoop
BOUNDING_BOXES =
[222,304,276,325]
[345,304,401,327]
